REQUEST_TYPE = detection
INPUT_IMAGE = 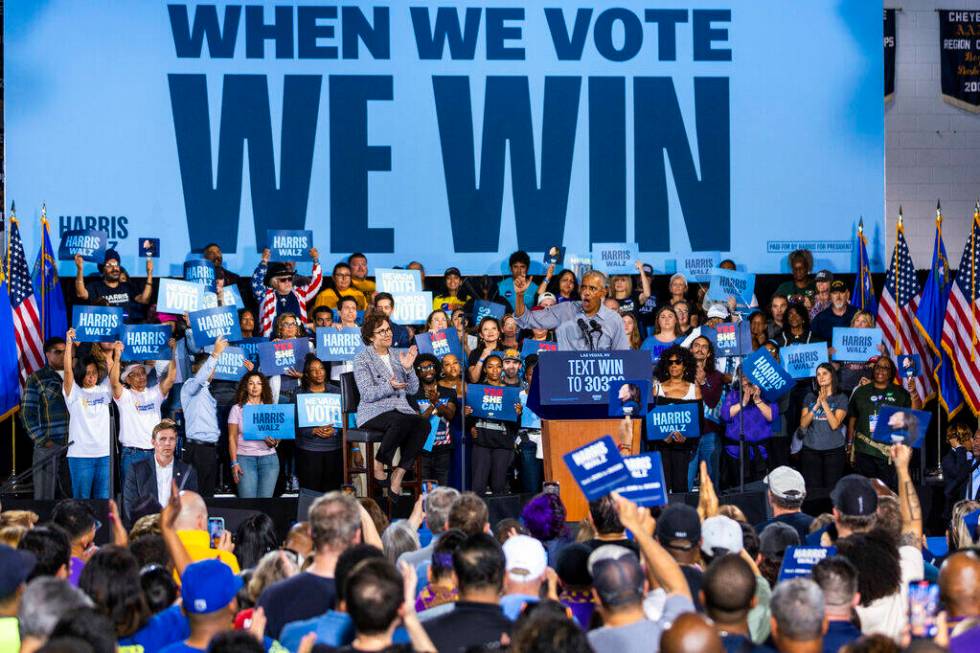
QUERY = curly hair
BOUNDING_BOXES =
[521,493,568,542]
[360,310,391,346]
[654,345,697,383]
[785,302,811,331]
[272,312,301,339]
[835,530,901,605]
[234,371,273,406]
[300,353,327,391]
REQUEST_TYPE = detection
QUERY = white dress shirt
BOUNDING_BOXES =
[155,457,174,507]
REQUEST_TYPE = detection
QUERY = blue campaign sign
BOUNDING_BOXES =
[897,354,921,379]
[120,324,171,360]
[188,305,242,347]
[157,278,204,314]
[678,252,720,283]
[242,404,296,440]
[58,229,106,262]
[72,305,123,342]
[543,246,565,266]
[562,435,632,501]
[964,510,980,539]
[415,328,463,361]
[183,258,216,293]
[212,346,249,382]
[138,237,160,258]
[316,327,363,362]
[266,229,312,261]
[473,300,507,324]
[781,343,829,379]
[521,339,558,358]
[520,390,541,429]
[258,338,308,376]
[466,384,521,421]
[375,268,422,294]
[617,453,668,507]
[640,337,679,365]
[539,350,652,405]
[390,292,432,325]
[591,243,639,275]
[708,322,753,358]
[297,393,343,428]
[233,337,266,366]
[872,406,932,448]
[8,4,883,278]
[743,348,795,402]
[201,285,244,310]
[608,379,650,417]
[707,268,756,307]
[832,327,882,362]
[646,403,701,440]
[778,546,836,582]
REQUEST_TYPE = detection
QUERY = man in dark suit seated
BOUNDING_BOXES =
[123,419,198,523]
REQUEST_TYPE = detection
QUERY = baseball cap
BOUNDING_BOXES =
[180,559,243,614]
[701,516,743,557]
[759,522,800,558]
[121,364,147,383]
[655,504,701,549]
[764,466,807,501]
[831,474,878,517]
[502,535,547,582]
[707,305,729,320]
[538,292,557,305]
[830,280,848,292]
[444,267,461,278]
[502,348,521,362]
[588,546,644,607]
[815,270,833,282]
[0,545,36,596]
[642,264,655,277]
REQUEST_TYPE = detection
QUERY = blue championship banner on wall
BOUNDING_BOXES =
[7,2,884,276]
[539,350,651,405]
[939,11,980,112]
[72,305,123,342]
[120,324,171,359]
[242,404,296,440]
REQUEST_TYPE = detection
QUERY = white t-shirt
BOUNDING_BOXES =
[856,545,924,641]
[115,386,165,449]
[65,380,112,458]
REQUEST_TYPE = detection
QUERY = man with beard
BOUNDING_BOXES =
[74,249,152,317]
[810,281,858,342]
[409,353,457,486]
[501,349,522,387]
[201,242,240,285]
[513,270,627,351]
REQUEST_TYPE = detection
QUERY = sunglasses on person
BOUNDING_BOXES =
[667,359,683,366]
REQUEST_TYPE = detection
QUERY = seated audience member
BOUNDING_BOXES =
[769,578,827,653]
[309,558,436,653]
[812,556,862,653]
[448,492,491,536]
[582,495,638,553]
[278,544,386,650]
[352,310,429,496]
[17,577,93,653]
[50,500,99,585]
[0,544,36,651]
[702,554,775,653]
[382,521,420,564]
[347,252,374,296]
[313,261,367,311]
[251,246,322,336]
[660,613,724,653]
[18,525,71,581]
[755,466,814,541]
[123,419,198,524]
[757,523,800,588]
[500,535,548,620]
[423,533,513,652]
[521,492,572,567]
[257,491,379,640]
[172,491,240,573]
[415,529,465,615]
[398,486,460,571]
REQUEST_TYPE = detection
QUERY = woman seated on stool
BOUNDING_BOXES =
[353,310,430,495]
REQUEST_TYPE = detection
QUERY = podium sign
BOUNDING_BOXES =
[538,350,651,406]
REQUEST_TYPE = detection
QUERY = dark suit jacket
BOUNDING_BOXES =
[123,456,198,523]
[942,446,973,521]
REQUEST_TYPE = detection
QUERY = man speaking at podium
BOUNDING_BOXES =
[513,271,628,351]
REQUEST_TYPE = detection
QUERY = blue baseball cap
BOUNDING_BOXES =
[0,544,36,596]
[180,559,243,614]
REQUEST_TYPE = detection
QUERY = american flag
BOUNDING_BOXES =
[878,223,935,401]
[942,207,980,413]
[8,218,45,383]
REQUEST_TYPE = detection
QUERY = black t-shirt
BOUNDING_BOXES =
[423,601,512,653]
[754,512,815,543]
[408,385,458,449]
[86,278,141,318]
[315,646,412,653]
[257,572,337,639]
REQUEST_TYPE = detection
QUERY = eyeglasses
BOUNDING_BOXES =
[418,364,436,370]
[667,359,683,366]
[374,327,392,336]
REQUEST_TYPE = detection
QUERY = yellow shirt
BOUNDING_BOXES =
[177,529,241,574]
[351,277,376,296]
[313,287,368,311]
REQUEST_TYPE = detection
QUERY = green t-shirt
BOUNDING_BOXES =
[848,382,911,458]
[774,279,817,302]
[0,617,20,652]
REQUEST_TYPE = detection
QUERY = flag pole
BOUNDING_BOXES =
[857,219,866,310]
[894,209,903,356]
[933,201,943,479]
[6,204,13,480]
[40,204,47,340]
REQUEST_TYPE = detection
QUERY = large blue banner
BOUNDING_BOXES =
[7,3,883,276]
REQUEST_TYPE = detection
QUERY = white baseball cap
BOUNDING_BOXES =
[503,535,547,582]
[764,466,807,501]
[701,516,743,557]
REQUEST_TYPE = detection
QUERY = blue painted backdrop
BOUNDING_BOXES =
[6,1,884,275]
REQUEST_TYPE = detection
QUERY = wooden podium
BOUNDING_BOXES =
[542,418,642,522]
